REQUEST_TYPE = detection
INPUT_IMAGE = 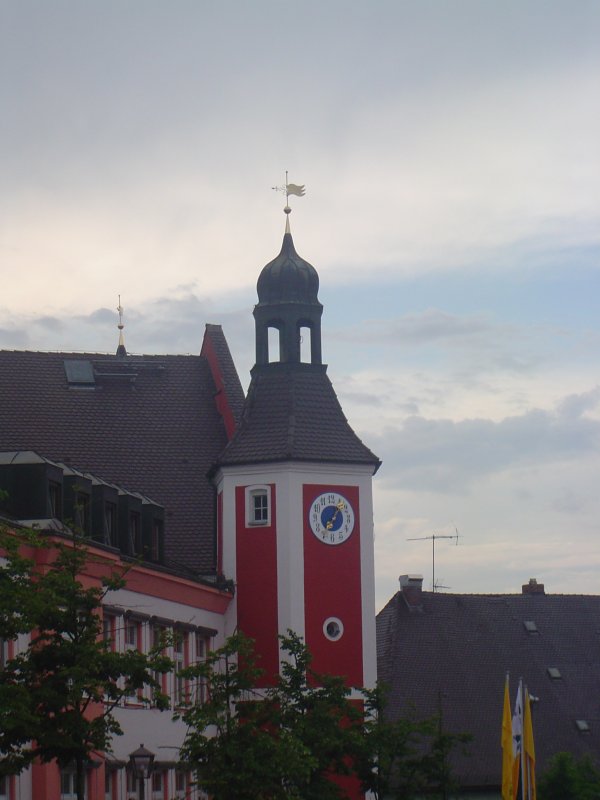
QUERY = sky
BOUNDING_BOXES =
[1,0,599,611]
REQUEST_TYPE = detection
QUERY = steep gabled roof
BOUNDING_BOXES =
[377,588,600,790]
[216,362,380,470]
[201,324,245,439]
[0,347,242,573]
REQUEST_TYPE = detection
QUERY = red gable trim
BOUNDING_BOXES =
[201,328,237,441]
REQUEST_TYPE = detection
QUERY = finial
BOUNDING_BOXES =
[272,170,305,225]
[116,295,127,357]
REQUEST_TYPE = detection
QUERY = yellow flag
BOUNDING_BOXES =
[523,688,536,800]
[501,675,513,800]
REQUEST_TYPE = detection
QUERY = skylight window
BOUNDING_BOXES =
[524,620,539,633]
[575,720,590,732]
[547,667,561,679]
[64,359,95,386]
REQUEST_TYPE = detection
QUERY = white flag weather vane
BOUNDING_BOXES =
[286,183,305,197]
[272,170,306,208]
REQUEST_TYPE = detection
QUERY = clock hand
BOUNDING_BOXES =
[325,501,345,530]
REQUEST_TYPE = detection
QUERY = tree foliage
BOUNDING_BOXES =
[178,631,469,800]
[177,631,364,800]
[357,683,471,800]
[538,752,600,800]
[0,526,171,800]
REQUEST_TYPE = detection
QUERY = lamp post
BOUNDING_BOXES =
[128,744,155,800]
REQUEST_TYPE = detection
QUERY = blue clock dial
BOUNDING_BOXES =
[309,491,355,545]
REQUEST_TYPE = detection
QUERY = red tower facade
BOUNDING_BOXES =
[213,223,380,694]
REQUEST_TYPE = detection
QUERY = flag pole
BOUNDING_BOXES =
[520,679,526,799]
[501,673,513,800]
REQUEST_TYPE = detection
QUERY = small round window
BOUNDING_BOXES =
[323,617,344,641]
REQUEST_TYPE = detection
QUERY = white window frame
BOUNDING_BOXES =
[174,770,188,800]
[104,767,115,800]
[61,768,86,800]
[245,485,271,527]
[151,769,165,800]
[193,633,208,704]
[124,618,141,704]
[173,630,187,708]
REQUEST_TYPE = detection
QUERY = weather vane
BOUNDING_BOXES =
[272,170,305,217]
[116,295,127,357]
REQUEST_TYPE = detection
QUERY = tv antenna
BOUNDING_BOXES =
[406,528,460,592]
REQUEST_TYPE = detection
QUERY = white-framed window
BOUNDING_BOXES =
[174,770,188,799]
[245,485,271,526]
[173,630,187,707]
[102,614,116,651]
[126,769,138,798]
[151,769,165,799]
[124,618,141,703]
[124,619,138,650]
[104,768,116,800]
[61,768,86,800]
[152,625,166,698]
[323,617,344,641]
[193,633,209,704]
[128,511,142,556]
[103,501,117,547]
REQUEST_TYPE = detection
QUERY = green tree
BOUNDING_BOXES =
[179,631,470,800]
[0,527,172,800]
[274,631,364,800]
[178,631,364,800]
[356,684,471,800]
[538,752,600,800]
[419,706,471,800]
[176,632,291,800]
[357,683,430,800]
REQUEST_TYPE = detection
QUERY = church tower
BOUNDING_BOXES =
[213,210,380,691]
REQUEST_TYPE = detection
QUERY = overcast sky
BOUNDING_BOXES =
[1,0,599,610]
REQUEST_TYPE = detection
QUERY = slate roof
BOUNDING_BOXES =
[377,588,600,790]
[0,344,241,574]
[216,362,380,470]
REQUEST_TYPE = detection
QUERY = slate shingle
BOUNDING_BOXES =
[377,590,600,789]
[217,362,380,469]
[0,349,234,573]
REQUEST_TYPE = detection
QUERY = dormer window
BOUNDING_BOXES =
[73,490,90,534]
[129,511,142,555]
[104,501,117,547]
[246,485,271,526]
[151,519,162,562]
[48,480,62,519]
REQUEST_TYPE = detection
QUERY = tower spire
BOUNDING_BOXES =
[116,295,127,357]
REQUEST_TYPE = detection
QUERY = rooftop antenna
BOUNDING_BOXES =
[272,170,305,232]
[406,529,460,592]
[116,295,127,357]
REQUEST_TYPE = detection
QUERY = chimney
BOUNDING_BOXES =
[399,574,424,610]
[522,577,545,595]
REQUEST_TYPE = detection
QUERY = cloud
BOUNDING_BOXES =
[335,310,493,346]
[0,326,29,349]
[370,392,600,494]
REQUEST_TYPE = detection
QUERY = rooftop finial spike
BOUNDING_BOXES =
[116,295,127,357]
[272,170,305,231]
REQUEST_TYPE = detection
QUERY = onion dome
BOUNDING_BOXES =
[257,231,319,305]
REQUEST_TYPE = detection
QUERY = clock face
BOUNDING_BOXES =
[309,492,355,545]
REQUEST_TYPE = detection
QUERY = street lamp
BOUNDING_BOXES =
[128,744,155,800]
